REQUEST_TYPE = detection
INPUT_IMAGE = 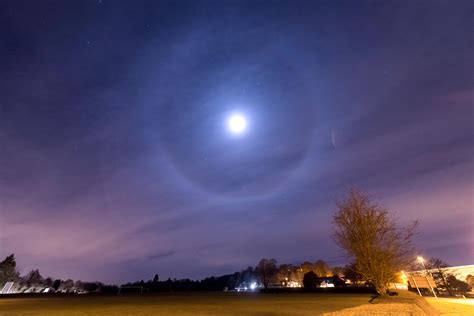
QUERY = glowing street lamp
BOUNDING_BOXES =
[417,256,425,268]
[417,256,430,276]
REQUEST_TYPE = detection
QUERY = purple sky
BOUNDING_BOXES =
[0,0,473,284]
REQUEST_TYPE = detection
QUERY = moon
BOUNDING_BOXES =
[227,113,247,134]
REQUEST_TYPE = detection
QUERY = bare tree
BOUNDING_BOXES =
[332,189,417,295]
[276,264,293,283]
[256,258,277,289]
[342,263,364,285]
[426,257,452,296]
[314,260,331,277]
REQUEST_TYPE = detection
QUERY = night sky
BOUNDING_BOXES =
[0,0,472,283]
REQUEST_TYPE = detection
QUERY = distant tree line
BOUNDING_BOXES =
[124,258,360,292]
[0,254,117,294]
[124,273,241,292]
[0,253,470,296]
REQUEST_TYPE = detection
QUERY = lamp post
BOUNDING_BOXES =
[417,256,427,273]
[417,256,438,300]
[417,256,433,277]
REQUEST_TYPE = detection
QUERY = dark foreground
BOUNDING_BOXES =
[0,292,371,316]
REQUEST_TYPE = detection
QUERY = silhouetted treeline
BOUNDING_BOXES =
[124,258,348,292]
[2,253,470,295]
[0,254,118,294]
[124,272,246,292]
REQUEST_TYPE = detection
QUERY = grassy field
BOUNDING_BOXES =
[425,297,474,316]
[0,293,372,316]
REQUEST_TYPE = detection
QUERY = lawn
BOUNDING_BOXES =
[0,293,372,316]
[425,297,474,316]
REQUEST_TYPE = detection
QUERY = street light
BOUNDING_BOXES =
[417,256,425,268]
[417,256,432,277]
[416,256,438,300]
[417,256,428,273]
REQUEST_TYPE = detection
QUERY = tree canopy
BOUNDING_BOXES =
[0,254,19,286]
[333,189,417,295]
[256,258,278,289]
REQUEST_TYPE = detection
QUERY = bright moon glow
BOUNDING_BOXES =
[227,114,247,134]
